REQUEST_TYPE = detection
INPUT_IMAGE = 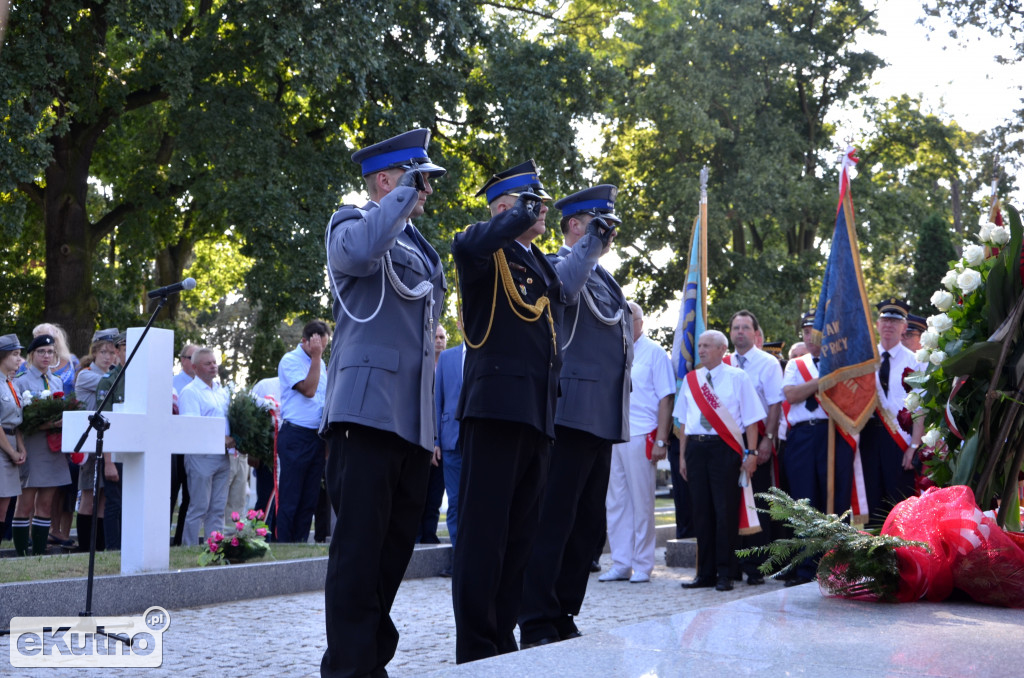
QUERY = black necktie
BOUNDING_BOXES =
[880,351,891,397]
[805,357,819,412]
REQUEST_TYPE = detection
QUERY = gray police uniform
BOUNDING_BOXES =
[75,363,109,491]
[519,249,632,644]
[13,366,70,488]
[1,376,24,498]
[320,148,445,677]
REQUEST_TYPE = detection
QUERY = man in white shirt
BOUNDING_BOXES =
[859,299,924,527]
[675,330,765,592]
[276,320,330,542]
[178,347,233,546]
[728,311,783,586]
[600,302,673,585]
[170,342,199,545]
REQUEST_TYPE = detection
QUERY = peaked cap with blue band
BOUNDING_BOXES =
[475,160,552,203]
[554,184,621,224]
[351,128,446,178]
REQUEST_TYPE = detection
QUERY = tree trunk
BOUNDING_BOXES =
[43,133,98,357]
[150,238,195,321]
[730,212,746,257]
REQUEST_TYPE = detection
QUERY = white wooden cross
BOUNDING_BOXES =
[62,328,225,574]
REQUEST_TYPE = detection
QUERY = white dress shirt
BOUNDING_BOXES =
[673,362,766,435]
[627,335,676,433]
[876,342,926,443]
[782,355,829,425]
[178,377,230,436]
[731,346,784,411]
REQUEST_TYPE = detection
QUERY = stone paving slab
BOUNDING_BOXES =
[1,548,762,677]
[421,584,1024,678]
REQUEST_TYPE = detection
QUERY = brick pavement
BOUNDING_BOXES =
[2,548,782,677]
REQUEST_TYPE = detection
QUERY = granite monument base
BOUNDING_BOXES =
[422,583,1021,677]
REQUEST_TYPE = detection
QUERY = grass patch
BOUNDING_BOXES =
[0,543,330,584]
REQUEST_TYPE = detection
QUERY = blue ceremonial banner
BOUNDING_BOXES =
[812,148,879,434]
[673,213,706,378]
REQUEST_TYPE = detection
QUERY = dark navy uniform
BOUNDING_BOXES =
[519,185,632,647]
[452,162,598,664]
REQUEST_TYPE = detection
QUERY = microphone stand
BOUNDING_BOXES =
[73,293,172,644]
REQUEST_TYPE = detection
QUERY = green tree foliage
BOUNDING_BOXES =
[0,0,611,379]
[591,0,883,345]
[854,95,1003,305]
[908,212,958,314]
[925,0,1024,63]
[1,0,1016,374]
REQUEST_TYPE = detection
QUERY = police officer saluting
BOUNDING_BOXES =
[451,161,599,664]
[519,184,632,648]
[320,129,446,678]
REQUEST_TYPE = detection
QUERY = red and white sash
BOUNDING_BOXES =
[875,405,909,452]
[794,356,868,525]
[686,369,761,535]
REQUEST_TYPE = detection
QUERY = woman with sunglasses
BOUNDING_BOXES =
[11,334,70,555]
[0,334,28,550]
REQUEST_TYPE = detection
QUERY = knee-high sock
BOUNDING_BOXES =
[0,520,5,548]
[75,513,92,553]
[31,517,51,555]
[94,517,106,552]
[12,517,30,556]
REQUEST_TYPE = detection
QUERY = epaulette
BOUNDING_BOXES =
[327,204,367,232]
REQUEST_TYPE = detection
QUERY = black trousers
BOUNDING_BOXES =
[519,426,612,644]
[667,433,693,538]
[685,436,741,580]
[416,456,445,543]
[860,418,915,528]
[170,453,190,546]
[784,420,854,580]
[320,424,431,678]
[452,418,550,664]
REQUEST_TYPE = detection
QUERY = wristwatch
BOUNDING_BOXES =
[655,439,666,449]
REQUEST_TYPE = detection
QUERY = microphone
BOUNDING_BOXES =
[147,278,197,299]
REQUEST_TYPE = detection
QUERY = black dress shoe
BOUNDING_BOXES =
[747,574,765,586]
[715,577,734,591]
[589,560,601,573]
[785,576,814,587]
[520,636,559,650]
[681,576,716,589]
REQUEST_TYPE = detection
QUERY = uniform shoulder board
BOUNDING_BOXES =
[328,204,368,232]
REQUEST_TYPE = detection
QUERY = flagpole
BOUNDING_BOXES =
[827,420,835,515]
[699,166,708,324]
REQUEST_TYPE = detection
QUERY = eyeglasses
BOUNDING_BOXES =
[34,349,56,356]
[181,354,193,361]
